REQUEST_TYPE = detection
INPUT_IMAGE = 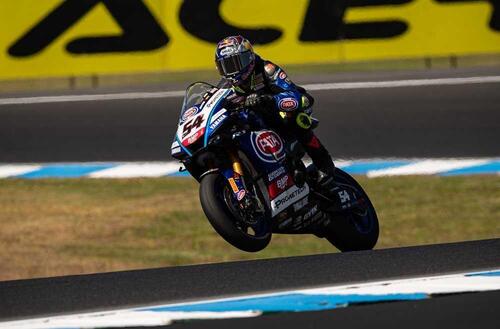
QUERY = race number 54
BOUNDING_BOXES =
[182,115,205,137]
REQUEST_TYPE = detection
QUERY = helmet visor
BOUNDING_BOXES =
[216,51,254,77]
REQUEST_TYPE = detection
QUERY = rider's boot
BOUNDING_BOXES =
[302,133,353,210]
[301,133,336,190]
[285,140,307,187]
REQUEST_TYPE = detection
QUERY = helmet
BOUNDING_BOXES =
[215,36,255,85]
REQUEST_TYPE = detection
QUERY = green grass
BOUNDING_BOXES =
[0,176,498,281]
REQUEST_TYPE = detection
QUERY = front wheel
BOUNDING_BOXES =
[324,168,379,252]
[199,172,271,252]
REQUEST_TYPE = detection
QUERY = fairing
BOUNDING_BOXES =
[172,82,312,219]
[172,83,231,157]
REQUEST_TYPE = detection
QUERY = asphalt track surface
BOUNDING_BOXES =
[1,68,500,163]
[0,238,499,324]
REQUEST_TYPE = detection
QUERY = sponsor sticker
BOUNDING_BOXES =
[338,190,351,203]
[276,175,289,190]
[204,88,227,110]
[210,108,227,122]
[228,178,239,193]
[278,98,298,111]
[181,106,198,121]
[209,113,227,130]
[181,126,205,146]
[279,71,287,80]
[303,205,318,221]
[268,166,286,182]
[290,205,322,231]
[237,190,246,201]
[268,173,294,199]
[171,141,181,155]
[186,129,204,145]
[264,63,276,75]
[251,131,285,163]
[220,47,235,56]
[271,184,310,217]
[293,197,308,212]
[256,131,282,155]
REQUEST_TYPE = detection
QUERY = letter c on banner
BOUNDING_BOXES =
[179,0,282,44]
[299,0,410,41]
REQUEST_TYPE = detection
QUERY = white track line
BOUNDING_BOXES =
[0,90,185,106]
[304,273,500,296]
[1,75,499,106]
[304,75,500,91]
[88,162,180,178]
[0,311,259,329]
[367,159,489,177]
[0,164,41,178]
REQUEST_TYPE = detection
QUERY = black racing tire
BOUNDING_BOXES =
[324,168,379,252]
[199,172,271,252]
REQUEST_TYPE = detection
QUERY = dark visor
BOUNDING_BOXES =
[216,51,253,77]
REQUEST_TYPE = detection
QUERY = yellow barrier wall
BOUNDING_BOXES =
[1,0,499,80]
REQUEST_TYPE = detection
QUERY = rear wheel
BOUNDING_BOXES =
[199,172,271,252]
[324,169,379,252]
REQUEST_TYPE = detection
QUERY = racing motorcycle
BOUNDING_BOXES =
[171,82,378,252]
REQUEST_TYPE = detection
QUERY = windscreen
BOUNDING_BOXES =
[180,82,214,118]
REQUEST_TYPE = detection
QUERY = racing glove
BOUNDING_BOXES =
[245,93,274,109]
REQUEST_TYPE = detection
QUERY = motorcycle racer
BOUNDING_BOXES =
[215,35,338,196]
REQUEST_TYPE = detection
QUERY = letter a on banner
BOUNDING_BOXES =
[9,0,169,57]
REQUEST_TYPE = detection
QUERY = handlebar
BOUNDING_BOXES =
[224,96,247,112]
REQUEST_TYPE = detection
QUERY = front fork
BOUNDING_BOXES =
[220,151,248,205]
